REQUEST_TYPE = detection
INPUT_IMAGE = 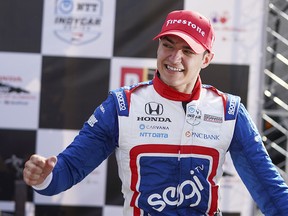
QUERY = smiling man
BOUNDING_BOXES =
[23,10,288,216]
[156,35,213,94]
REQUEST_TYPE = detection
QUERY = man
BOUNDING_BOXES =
[23,10,288,215]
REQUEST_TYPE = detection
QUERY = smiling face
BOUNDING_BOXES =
[156,35,214,94]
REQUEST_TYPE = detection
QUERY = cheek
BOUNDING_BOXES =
[157,48,164,59]
[157,45,169,60]
[157,51,166,67]
[189,58,204,69]
[156,45,162,56]
[186,62,202,77]
[156,58,163,72]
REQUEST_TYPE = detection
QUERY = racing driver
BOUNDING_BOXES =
[23,10,288,216]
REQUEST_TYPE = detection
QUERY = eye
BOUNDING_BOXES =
[182,49,194,56]
[162,42,173,49]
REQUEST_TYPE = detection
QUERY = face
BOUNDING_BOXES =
[156,35,213,94]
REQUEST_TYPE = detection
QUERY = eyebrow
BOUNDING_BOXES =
[162,36,192,50]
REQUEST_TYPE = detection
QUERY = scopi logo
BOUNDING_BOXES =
[54,0,103,45]
[145,102,163,116]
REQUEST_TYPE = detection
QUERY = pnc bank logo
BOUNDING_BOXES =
[145,102,163,116]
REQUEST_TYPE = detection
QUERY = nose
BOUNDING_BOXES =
[169,49,183,63]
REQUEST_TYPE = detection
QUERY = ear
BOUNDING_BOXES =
[201,52,214,69]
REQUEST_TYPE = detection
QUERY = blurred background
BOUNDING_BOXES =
[0,0,287,215]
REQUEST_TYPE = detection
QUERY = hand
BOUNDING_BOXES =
[23,154,57,186]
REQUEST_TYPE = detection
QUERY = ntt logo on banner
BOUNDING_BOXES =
[54,0,103,45]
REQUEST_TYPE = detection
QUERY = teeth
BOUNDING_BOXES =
[167,65,183,72]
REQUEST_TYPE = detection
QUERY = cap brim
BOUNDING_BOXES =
[153,31,205,54]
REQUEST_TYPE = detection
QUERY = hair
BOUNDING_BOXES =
[202,50,209,59]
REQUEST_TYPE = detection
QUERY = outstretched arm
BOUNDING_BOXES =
[230,104,288,215]
[23,94,119,195]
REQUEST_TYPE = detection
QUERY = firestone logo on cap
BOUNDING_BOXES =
[165,19,206,37]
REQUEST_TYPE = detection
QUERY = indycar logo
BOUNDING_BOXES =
[186,105,202,126]
[53,0,103,45]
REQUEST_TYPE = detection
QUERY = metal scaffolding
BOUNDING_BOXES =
[262,0,288,181]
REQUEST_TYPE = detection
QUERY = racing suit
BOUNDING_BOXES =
[35,72,288,215]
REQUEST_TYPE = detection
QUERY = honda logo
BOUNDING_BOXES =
[145,102,163,116]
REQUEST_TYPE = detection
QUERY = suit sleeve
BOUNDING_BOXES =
[229,103,288,215]
[35,94,119,195]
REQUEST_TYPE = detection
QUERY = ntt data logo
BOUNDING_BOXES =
[54,0,103,45]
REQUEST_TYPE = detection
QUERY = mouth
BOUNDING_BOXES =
[165,64,184,72]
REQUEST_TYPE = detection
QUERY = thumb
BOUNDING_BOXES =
[47,156,57,167]
[42,156,57,177]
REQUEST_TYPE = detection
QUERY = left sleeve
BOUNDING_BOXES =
[229,103,288,216]
[35,95,119,195]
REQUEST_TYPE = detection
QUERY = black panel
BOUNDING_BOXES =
[39,56,110,130]
[0,0,43,53]
[201,64,249,106]
[114,0,184,58]
[35,205,102,216]
[105,152,124,205]
[0,129,36,201]
[223,213,241,216]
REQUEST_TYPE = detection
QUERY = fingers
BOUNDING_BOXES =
[23,154,57,186]
[23,154,45,186]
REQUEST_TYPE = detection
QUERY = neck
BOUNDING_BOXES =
[153,72,201,102]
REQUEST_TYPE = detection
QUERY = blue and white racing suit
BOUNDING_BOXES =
[35,72,288,216]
